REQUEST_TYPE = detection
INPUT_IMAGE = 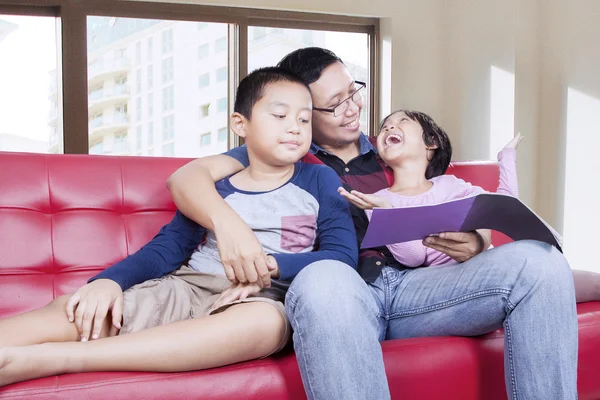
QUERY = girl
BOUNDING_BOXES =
[340,110,600,303]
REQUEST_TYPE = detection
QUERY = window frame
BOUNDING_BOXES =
[0,0,379,155]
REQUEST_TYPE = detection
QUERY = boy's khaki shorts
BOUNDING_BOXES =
[119,264,291,356]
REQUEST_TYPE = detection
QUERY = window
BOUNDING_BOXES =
[147,93,153,118]
[136,97,142,121]
[147,122,154,146]
[162,114,174,141]
[248,27,372,134]
[198,43,209,60]
[162,57,173,83]
[216,67,227,82]
[135,41,141,64]
[65,14,374,157]
[217,97,227,113]
[90,139,104,155]
[136,69,142,92]
[0,15,61,154]
[162,142,174,156]
[198,73,210,88]
[218,127,228,142]
[200,132,211,147]
[162,29,173,53]
[147,37,153,61]
[199,104,210,119]
[147,65,153,89]
[114,132,128,154]
[162,86,174,111]
[136,126,143,150]
[215,37,226,53]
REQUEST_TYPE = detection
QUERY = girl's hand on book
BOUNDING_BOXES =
[503,132,524,150]
[338,187,392,210]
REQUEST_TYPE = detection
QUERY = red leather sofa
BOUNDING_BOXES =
[1,151,599,400]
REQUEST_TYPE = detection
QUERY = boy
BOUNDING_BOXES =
[0,67,357,386]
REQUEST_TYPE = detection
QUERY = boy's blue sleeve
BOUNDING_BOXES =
[272,167,358,280]
[88,211,206,291]
[224,144,250,168]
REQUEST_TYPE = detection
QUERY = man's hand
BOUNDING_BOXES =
[214,212,274,287]
[422,231,489,263]
[338,187,392,210]
[210,282,262,312]
[66,279,123,342]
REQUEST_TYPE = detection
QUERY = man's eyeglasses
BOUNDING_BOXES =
[313,81,366,117]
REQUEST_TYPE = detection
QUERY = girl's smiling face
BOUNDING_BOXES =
[377,111,434,167]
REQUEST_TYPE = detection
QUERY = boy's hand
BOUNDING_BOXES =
[214,212,272,288]
[210,282,262,311]
[66,279,123,342]
[504,133,524,150]
[338,187,392,210]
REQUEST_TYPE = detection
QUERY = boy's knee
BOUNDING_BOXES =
[47,294,70,310]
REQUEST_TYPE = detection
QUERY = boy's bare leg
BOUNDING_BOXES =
[0,302,285,386]
[0,295,111,348]
[572,269,600,303]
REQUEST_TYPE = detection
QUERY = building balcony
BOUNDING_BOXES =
[88,84,130,114]
[88,58,130,86]
[88,112,129,140]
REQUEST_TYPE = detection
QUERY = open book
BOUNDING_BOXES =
[361,193,563,252]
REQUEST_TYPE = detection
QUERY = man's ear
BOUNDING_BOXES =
[230,112,247,138]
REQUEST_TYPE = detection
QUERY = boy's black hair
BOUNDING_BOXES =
[277,47,343,85]
[380,110,453,179]
[234,67,310,120]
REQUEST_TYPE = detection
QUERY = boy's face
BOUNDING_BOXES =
[243,81,313,166]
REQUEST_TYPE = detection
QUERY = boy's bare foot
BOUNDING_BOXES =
[504,133,524,150]
[0,344,70,387]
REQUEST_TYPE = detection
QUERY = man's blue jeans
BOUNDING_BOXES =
[285,240,578,400]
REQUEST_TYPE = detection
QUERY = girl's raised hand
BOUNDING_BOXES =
[338,187,392,210]
[504,132,524,150]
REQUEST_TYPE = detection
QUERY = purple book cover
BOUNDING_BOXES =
[361,193,562,251]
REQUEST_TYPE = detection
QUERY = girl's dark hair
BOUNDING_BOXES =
[380,110,452,179]
[277,47,343,85]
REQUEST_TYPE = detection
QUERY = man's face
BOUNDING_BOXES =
[309,62,363,148]
[244,81,313,166]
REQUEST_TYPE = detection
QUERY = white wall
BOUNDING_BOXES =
[537,0,600,271]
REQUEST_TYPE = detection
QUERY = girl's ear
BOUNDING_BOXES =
[230,112,247,138]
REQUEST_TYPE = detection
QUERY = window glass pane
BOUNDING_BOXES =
[198,72,210,88]
[0,15,61,153]
[217,97,227,113]
[215,37,226,53]
[162,141,174,156]
[248,27,370,134]
[198,43,209,60]
[216,66,227,82]
[87,16,229,157]
[218,127,228,142]
[162,57,173,83]
[200,132,211,147]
